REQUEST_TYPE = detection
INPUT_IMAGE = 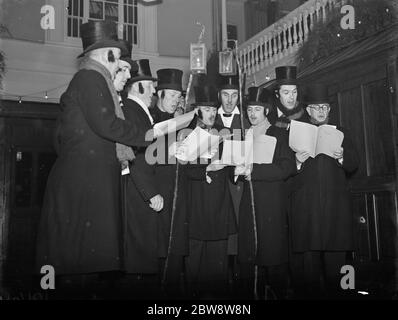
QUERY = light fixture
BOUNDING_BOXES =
[219,49,236,76]
[45,91,48,99]
[18,97,22,103]
[190,43,207,74]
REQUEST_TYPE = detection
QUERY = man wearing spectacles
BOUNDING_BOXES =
[290,84,359,298]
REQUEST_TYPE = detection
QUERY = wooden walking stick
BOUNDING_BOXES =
[235,48,259,300]
[161,73,194,289]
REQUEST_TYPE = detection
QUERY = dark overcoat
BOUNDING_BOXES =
[121,98,159,274]
[215,112,250,139]
[215,111,250,255]
[290,124,359,252]
[182,119,237,241]
[36,69,150,275]
[238,126,296,266]
[150,107,188,257]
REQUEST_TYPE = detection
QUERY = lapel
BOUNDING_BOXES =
[123,98,152,129]
[230,114,241,130]
[215,114,224,128]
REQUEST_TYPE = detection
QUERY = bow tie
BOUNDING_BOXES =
[223,113,233,118]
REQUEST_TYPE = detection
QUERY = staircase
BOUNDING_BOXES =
[238,0,343,87]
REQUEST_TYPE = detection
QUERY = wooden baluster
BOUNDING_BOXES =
[264,34,269,67]
[269,32,274,65]
[282,23,288,57]
[247,46,252,76]
[293,16,298,51]
[309,6,315,31]
[251,42,256,74]
[316,1,321,23]
[322,0,327,23]
[272,32,277,63]
[259,37,264,69]
[297,13,303,48]
[278,28,283,60]
[255,40,260,72]
[303,10,309,41]
[287,21,293,54]
[247,47,251,75]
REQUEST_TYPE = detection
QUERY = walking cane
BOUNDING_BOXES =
[235,50,259,300]
[161,73,194,290]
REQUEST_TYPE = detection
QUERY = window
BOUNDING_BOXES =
[227,24,238,41]
[67,0,139,45]
[67,0,84,38]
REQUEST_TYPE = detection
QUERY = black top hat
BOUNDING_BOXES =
[275,66,297,86]
[156,69,183,92]
[78,20,127,58]
[128,59,158,84]
[219,75,239,91]
[246,87,274,109]
[118,40,136,70]
[193,86,218,108]
[304,83,329,104]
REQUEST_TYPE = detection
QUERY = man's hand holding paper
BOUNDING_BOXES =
[289,120,344,159]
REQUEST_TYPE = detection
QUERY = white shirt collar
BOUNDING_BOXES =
[127,94,154,125]
[277,108,283,118]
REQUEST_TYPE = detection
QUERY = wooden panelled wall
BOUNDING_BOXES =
[0,102,59,294]
[299,48,398,289]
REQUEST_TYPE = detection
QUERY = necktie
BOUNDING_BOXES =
[223,113,233,117]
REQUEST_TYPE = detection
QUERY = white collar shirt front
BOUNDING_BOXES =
[217,106,240,128]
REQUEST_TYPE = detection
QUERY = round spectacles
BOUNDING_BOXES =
[309,104,330,112]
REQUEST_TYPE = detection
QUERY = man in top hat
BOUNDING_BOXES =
[235,87,296,299]
[269,66,307,129]
[36,20,153,298]
[113,40,136,96]
[215,76,250,285]
[148,68,188,294]
[290,83,358,298]
[267,65,307,296]
[182,85,237,298]
[215,75,250,133]
[120,59,165,291]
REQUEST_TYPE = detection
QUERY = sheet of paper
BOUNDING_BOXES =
[174,127,221,162]
[220,140,247,165]
[289,120,318,158]
[153,110,196,137]
[199,131,221,159]
[315,125,344,157]
[252,135,277,164]
[220,134,276,165]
